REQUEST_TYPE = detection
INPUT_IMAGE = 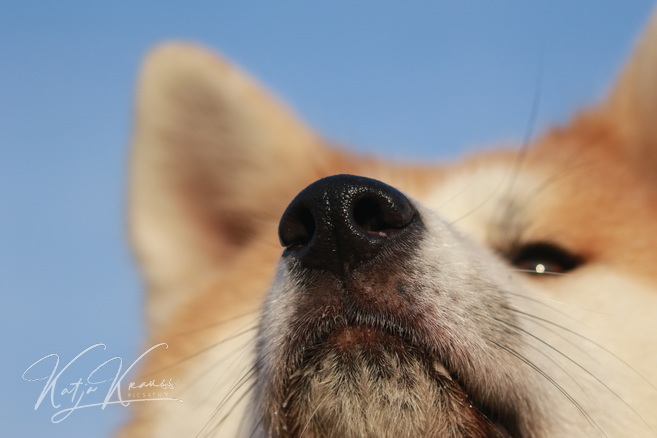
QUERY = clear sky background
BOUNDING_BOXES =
[2,2,655,437]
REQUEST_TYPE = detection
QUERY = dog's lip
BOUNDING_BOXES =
[325,321,442,358]
[294,318,520,438]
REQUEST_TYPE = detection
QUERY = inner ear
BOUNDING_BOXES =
[128,43,337,328]
[604,12,657,179]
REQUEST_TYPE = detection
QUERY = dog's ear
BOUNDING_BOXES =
[129,43,334,326]
[604,11,657,178]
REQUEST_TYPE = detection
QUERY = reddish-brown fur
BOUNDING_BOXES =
[121,12,657,438]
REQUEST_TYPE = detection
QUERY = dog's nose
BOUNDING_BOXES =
[278,174,421,275]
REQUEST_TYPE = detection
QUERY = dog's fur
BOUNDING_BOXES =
[121,12,657,438]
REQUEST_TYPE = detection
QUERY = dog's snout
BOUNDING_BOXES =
[278,174,420,274]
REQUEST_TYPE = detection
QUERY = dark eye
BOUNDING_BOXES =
[510,242,583,275]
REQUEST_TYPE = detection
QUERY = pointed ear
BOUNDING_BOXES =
[129,43,333,324]
[605,12,657,176]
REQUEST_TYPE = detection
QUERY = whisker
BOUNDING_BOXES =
[194,336,257,401]
[149,323,258,376]
[503,288,609,321]
[199,373,258,438]
[506,307,596,361]
[247,412,265,438]
[511,268,565,276]
[509,307,657,394]
[169,307,261,338]
[502,321,587,391]
[448,55,543,227]
[494,316,653,433]
[490,340,606,437]
[298,392,331,437]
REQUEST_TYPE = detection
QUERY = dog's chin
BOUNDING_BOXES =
[269,323,517,438]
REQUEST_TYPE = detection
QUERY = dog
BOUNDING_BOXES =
[120,11,657,438]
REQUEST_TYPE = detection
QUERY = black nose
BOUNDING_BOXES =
[278,174,421,275]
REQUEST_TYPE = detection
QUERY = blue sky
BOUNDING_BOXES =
[2,2,655,437]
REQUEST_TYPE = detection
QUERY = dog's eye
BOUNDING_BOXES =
[510,242,582,276]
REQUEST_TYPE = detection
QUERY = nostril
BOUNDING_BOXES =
[353,193,415,237]
[278,175,422,274]
[353,196,391,235]
[279,206,316,252]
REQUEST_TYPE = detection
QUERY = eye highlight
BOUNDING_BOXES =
[510,242,583,276]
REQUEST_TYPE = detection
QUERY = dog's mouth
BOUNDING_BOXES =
[277,316,520,438]
[262,175,524,437]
